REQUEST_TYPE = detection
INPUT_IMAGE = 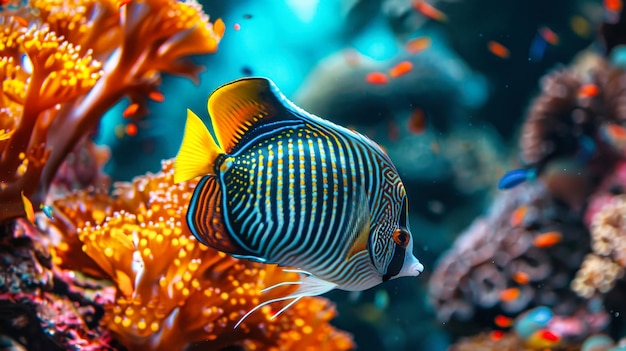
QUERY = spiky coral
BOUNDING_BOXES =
[0,0,225,223]
[47,159,354,351]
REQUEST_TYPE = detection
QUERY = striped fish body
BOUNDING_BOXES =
[175,78,423,294]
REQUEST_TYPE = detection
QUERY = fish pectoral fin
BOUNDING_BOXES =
[345,186,371,261]
[174,109,223,183]
[208,77,286,153]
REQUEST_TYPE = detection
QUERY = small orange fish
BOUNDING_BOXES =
[13,16,29,27]
[389,61,413,78]
[499,287,520,302]
[21,191,35,223]
[406,37,431,54]
[123,103,139,118]
[488,41,510,58]
[539,26,559,45]
[510,205,527,227]
[412,0,447,22]
[513,271,530,285]
[490,330,504,342]
[532,231,562,248]
[578,83,599,98]
[125,123,138,136]
[149,91,164,102]
[407,109,427,134]
[494,315,514,328]
[366,72,389,85]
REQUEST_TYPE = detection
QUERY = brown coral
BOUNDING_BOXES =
[48,159,354,351]
[428,183,590,336]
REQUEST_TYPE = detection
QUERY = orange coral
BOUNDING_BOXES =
[48,159,354,351]
[0,0,224,223]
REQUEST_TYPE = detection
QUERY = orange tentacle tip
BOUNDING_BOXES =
[513,271,530,285]
[499,287,520,302]
[490,330,504,341]
[510,205,527,227]
[365,72,388,85]
[487,41,510,59]
[532,231,562,248]
[578,83,599,98]
[389,61,414,78]
[125,123,138,137]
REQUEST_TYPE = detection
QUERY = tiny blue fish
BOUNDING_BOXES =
[174,77,424,328]
[498,168,537,190]
[40,204,54,220]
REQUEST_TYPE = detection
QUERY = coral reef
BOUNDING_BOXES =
[428,52,626,347]
[47,159,354,351]
[0,0,225,222]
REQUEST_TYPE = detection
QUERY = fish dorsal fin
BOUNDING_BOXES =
[208,77,285,153]
[345,187,371,261]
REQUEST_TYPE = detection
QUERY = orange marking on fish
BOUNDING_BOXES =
[494,315,513,328]
[412,0,447,22]
[578,83,599,98]
[487,41,510,58]
[148,91,164,102]
[21,191,35,223]
[510,205,527,227]
[533,231,562,248]
[499,287,520,302]
[125,123,138,137]
[513,271,530,285]
[407,109,426,134]
[406,37,431,54]
[123,103,139,118]
[366,72,389,85]
[490,330,504,341]
[539,26,559,45]
[389,61,413,78]
[605,0,623,12]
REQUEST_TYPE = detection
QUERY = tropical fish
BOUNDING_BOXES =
[174,77,424,328]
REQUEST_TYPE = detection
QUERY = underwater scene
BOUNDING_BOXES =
[2,0,626,350]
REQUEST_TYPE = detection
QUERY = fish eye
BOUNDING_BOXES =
[392,228,409,248]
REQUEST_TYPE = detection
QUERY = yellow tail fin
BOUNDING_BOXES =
[174,109,223,184]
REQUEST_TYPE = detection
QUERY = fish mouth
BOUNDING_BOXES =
[399,254,424,278]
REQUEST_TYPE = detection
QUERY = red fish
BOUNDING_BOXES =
[488,41,510,58]
[539,26,559,45]
[412,0,447,22]
[389,61,414,78]
[407,109,427,134]
[494,315,513,328]
[532,231,562,248]
[366,72,389,85]
[406,37,431,54]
